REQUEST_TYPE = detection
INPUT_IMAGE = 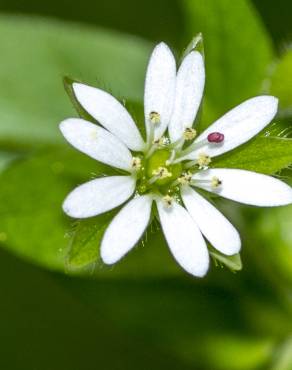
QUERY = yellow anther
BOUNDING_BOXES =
[183,127,197,141]
[162,195,174,208]
[153,136,169,147]
[211,176,222,189]
[197,153,211,169]
[131,157,142,171]
[152,166,172,179]
[178,171,193,185]
[149,111,161,125]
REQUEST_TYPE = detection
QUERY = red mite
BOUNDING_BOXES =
[207,132,224,143]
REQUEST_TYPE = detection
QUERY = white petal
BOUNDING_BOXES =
[192,169,292,206]
[181,186,241,255]
[60,118,133,171]
[144,42,176,140]
[169,51,205,142]
[156,199,209,277]
[183,96,278,160]
[63,176,136,218]
[101,195,152,264]
[72,83,145,151]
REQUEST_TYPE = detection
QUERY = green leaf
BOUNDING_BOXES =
[63,77,147,141]
[213,136,292,174]
[271,337,292,370]
[0,15,150,148]
[0,145,244,277]
[67,213,114,270]
[181,0,274,126]
[0,151,20,173]
[255,205,292,285]
[0,147,111,272]
[268,49,292,115]
[0,147,182,276]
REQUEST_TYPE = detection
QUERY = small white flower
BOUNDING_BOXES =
[60,42,292,277]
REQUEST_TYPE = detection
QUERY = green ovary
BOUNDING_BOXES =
[146,149,182,186]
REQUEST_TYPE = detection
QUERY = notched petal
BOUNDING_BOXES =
[101,195,153,264]
[183,96,278,160]
[60,118,133,171]
[144,42,176,141]
[169,51,205,142]
[192,168,292,207]
[156,199,209,277]
[63,176,136,218]
[73,83,145,151]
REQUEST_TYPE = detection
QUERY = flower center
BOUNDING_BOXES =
[146,149,182,185]
[135,128,225,196]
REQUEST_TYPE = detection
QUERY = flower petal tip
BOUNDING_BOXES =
[224,245,241,257]
[279,188,292,206]
[59,118,72,133]
[100,251,117,266]
[62,200,77,218]
[222,234,242,256]
[72,82,86,100]
[265,95,279,115]
[186,260,209,278]
[189,49,204,59]
[72,81,83,91]
[193,266,209,278]
[155,41,172,52]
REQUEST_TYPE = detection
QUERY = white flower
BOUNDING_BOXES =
[60,42,292,277]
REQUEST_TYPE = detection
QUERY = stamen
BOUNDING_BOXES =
[152,167,172,179]
[177,171,193,185]
[131,157,142,171]
[145,136,168,159]
[175,132,224,161]
[145,143,158,159]
[183,127,197,141]
[149,111,161,125]
[211,176,222,189]
[207,132,224,143]
[191,176,222,189]
[162,195,174,208]
[197,153,211,169]
[165,149,176,165]
[153,136,169,147]
[183,153,211,170]
[166,137,185,153]
[145,111,161,153]
[148,167,172,184]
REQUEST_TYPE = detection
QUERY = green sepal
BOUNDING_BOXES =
[210,247,242,272]
[182,34,205,133]
[182,33,204,60]
[66,211,115,271]
[63,76,96,122]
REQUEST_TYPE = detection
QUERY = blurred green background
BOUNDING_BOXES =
[0,1,292,369]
